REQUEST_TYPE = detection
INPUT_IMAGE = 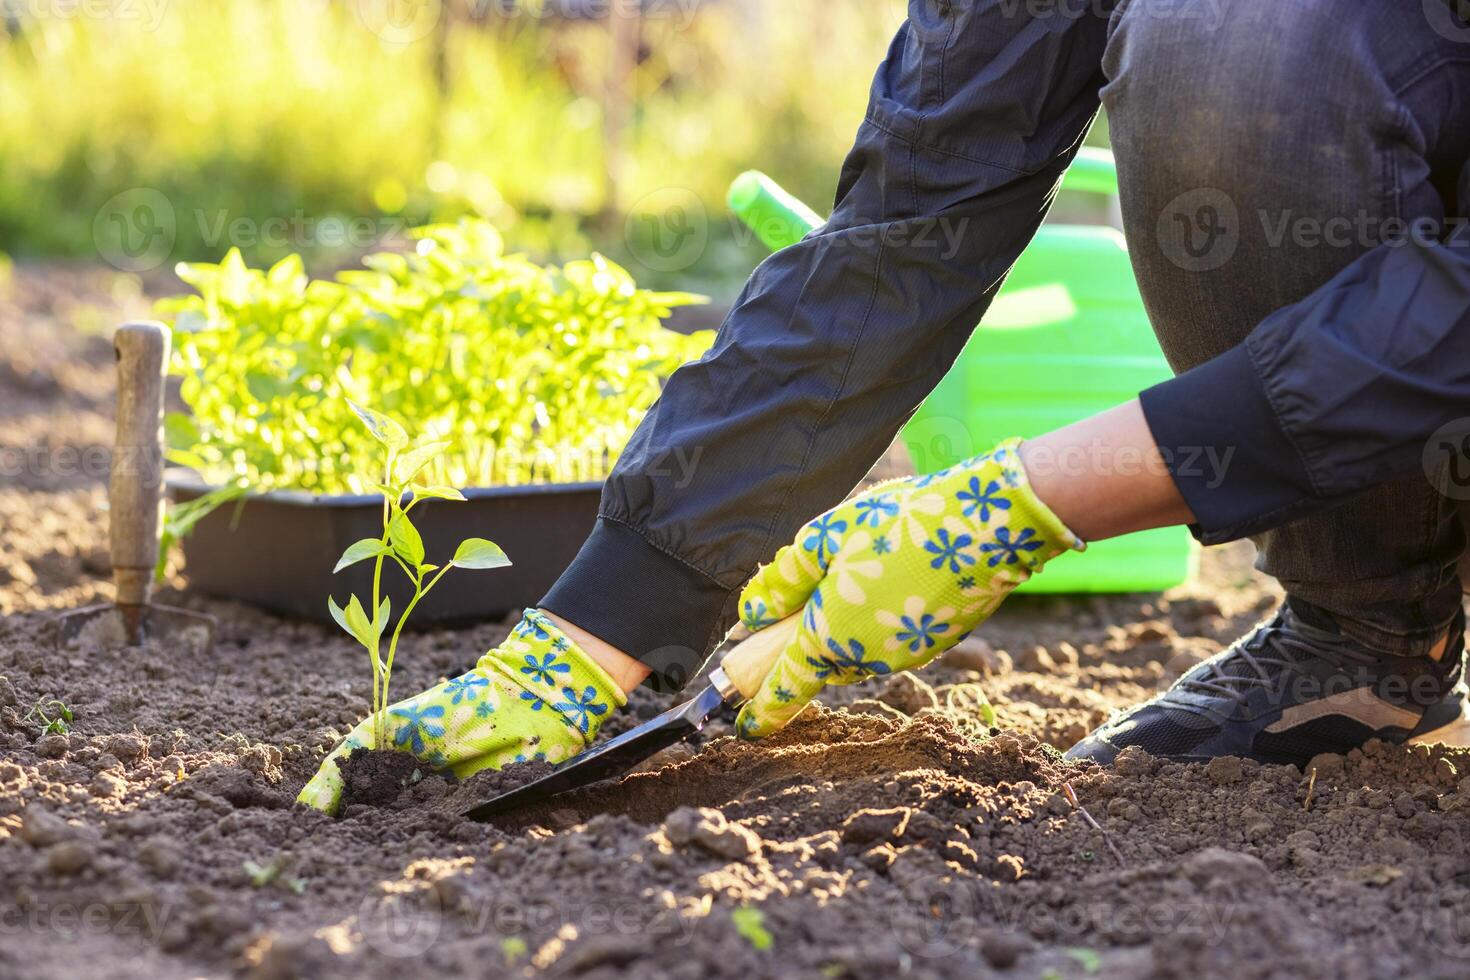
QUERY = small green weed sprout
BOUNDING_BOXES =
[25,699,73,736]
[731,907,773,951]
[242,858,307,894]
[499,937,528,966]
[328,401,511,751]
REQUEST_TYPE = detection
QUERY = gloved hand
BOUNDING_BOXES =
[298,609,626,813]
[734,439,1083,738]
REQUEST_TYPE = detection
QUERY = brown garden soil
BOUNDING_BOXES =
[5,264,1470,978]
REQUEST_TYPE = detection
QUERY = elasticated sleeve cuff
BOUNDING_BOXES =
[1138,342,1317,545]
[540,518,736,694]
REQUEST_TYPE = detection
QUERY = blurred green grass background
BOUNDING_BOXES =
[0,0,1108,298]
[1,0,884,295]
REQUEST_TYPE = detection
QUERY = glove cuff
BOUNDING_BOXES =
[988,437,1086,561]
[479,610,628,745]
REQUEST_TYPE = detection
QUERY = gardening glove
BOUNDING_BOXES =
[735,438,1083,738]
[298,610,626,814]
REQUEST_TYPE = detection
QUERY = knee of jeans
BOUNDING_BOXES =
[1101,0,1406,193]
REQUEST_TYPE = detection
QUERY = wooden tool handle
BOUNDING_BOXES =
[110,322,172,607]
[720,615,801,701]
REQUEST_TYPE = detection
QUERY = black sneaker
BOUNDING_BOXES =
[1066,601,1467,767]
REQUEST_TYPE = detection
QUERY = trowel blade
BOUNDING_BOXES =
[463,682,727,821]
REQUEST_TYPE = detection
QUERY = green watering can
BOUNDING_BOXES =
[728,149,1198,594]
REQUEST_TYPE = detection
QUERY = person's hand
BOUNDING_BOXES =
[734,439,1082,738]
[297,610,626,814]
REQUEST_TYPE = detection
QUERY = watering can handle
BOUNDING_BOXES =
[727,172,824,253]
[110,321,171,608]
[1061,147,1119,198]
[730,149,1118,255]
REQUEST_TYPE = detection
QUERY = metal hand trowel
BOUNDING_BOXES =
[463,614,800,820]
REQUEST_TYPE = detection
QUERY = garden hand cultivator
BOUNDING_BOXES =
[58,322,215,652]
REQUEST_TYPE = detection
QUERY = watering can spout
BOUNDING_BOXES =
[727,171,824,253]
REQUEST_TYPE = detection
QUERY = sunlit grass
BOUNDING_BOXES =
[0,0,899,288]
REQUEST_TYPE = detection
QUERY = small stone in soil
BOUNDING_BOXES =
[19,807,74,848]
[46,841,94,876]
[874,673,938,716]
[104,733,146,762]
[35,734,69,758]
[840,807,912,846]
[662,806,761,861]
[979,929,1034,970]
[91,770,126,798]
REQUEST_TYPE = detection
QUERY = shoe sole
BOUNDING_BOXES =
[1409,688,1470,747]
[1410,718,1470,747]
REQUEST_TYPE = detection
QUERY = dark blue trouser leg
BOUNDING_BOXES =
[1106,0,1470,655]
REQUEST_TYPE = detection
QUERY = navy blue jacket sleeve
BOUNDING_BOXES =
[544,6,1113,690]
[1142,235,1470,544]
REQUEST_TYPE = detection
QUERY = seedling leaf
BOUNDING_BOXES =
[732,907,773,951]
[500,937,528,966]
[327,596,352,639]
[243,860,278,888]
[389,511,426,567]
[334,537,391,574]
[347,399,409,451]
[395,441,452,484]
[452,538,511,570]
[330,595,377,650]
[414,485,467,503]
[1066,949,1102,974]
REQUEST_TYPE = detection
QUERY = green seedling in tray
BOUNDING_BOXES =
[328,400,512,751]
[160,219,713,496]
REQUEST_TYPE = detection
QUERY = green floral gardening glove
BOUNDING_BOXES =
[735,439,1084,738]
[298,610,626,814]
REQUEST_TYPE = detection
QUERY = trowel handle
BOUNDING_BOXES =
[110,322,172,607]
[720,615,802,701]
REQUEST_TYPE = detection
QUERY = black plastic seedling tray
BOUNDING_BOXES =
[168,474,602,625]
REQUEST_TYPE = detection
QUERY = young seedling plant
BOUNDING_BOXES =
[329,401,511,751]
[25,698,73,736]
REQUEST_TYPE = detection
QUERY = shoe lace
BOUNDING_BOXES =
[1162,610,1380,713]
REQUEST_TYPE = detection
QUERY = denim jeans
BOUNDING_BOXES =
[1107,0,1470,656]
[544,0,1470,690]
